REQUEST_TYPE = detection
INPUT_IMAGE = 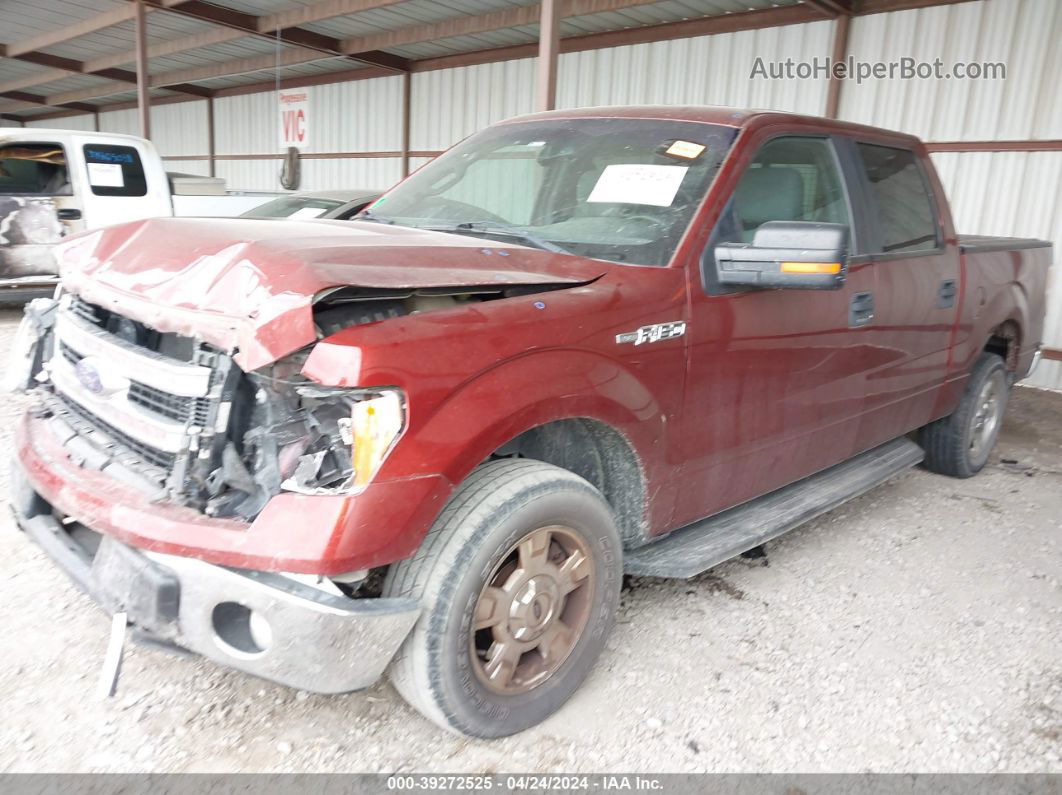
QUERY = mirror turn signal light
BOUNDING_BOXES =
[779,261,842,275]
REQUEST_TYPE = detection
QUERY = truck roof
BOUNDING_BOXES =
[0,128,150,144]
[500,105,923,145]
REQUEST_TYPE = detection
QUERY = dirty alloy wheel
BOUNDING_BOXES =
[921,352,1009,478]
[382,459,622,738]
[470,524,594,695]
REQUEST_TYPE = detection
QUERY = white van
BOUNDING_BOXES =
[0,129,279,300]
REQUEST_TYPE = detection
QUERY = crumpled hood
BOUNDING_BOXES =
[58,216,607,370]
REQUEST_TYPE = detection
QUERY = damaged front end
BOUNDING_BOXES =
[22,292,408,525]
[20,270,577,527]
[204,366,404,520]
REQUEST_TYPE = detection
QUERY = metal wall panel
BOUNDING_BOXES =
[214,91,277,155]
[411,58,537,151]
[97,107,139,136]
[556,20,832,113]
[215,156,404,193]
[168,159,212,177]
[212,160,279,192]
[839,0,1060,141]
[215,78,404,155]
[409,19,833,151]
[151,101,210,157]
[300,157,404,192]
[24,114,96,131]
[308,76,404,153]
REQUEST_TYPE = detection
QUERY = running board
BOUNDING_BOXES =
[624,437,924,579]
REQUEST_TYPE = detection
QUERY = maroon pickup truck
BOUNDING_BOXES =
[10,106,1051,737]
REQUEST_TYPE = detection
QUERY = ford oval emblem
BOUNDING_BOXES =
[75,358,104,394]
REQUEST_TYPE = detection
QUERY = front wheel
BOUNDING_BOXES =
[382,459,622,737]
[920,352,1009,478]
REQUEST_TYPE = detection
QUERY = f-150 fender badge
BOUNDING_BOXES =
[616,321,687,346]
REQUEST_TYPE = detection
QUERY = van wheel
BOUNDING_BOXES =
[920,352,1009,478]
[382,459,622,738]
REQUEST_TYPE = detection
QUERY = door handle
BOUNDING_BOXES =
[849,291,874,327]
[938,279,958,309]
[56,208,82,221]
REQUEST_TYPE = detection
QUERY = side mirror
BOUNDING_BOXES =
[714,221,849,290]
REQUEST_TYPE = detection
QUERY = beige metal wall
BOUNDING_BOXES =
[212,77,405,192]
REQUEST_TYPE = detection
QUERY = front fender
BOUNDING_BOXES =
[392,347,665,486]
[342,347,680,567]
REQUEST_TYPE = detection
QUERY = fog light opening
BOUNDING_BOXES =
[211,602,271,657]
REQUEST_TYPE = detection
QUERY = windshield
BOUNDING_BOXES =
[243,196,344,219]
[368,118,737,266]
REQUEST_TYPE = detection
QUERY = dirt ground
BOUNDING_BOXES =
[0,306,1059,773]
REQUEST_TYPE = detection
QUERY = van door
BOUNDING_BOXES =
[75,137,172,230]
[0,140,82,281]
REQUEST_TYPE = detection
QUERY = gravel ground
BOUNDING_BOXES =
[0,306,1059,774]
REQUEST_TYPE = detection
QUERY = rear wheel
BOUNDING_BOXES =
[920,352,1009,478]
[382,459,622,737]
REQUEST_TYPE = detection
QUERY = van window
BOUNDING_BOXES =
[856,143,939,253]
[83,144,148,197]
[0,143,71,195]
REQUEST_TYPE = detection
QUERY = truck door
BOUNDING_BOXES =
[842,140,961,449]
[76,137,172,231]
[0,140,82,281]
[675,134,878,527]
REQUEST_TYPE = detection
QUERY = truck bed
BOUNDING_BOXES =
[959,234,1052,254]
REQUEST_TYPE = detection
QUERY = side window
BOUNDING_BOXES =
[728,137,850,243]
[0,143,70,196]
[82,144,148,197]
[856,143,938,254]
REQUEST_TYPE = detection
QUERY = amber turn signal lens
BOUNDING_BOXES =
[780,261,842,275]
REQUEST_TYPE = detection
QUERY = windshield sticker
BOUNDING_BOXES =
[289,206,327,219]
[666,140,706,160]
[87,162,124,188]
[587,164,689,207]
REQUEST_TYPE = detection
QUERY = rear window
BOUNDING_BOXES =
[857,143,939,254]
[0,143,70,195]
[83,144,147,197]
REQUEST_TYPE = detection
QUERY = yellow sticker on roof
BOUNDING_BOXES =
[666,140,706,160]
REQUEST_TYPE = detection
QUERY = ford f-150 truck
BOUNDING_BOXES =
[9,106,1052,738]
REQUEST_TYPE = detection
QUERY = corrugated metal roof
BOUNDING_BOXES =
[33,12,221,62]
[0,59,53,84]
[0,0,127,46]
[22,73,115,94]
[563,0,800,35]
[299,0,534,40]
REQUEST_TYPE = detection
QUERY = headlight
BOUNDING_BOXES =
[280,388,405,495]
[349,390,404,489]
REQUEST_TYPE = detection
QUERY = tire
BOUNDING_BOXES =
[920,352,1009,478]
[382,459,622,738]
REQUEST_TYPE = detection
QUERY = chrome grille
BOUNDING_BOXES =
[47,295,231,493]
[47,391,177,472]
[59,341,211,425]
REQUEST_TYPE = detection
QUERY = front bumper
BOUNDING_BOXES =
[11,467,420,694]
